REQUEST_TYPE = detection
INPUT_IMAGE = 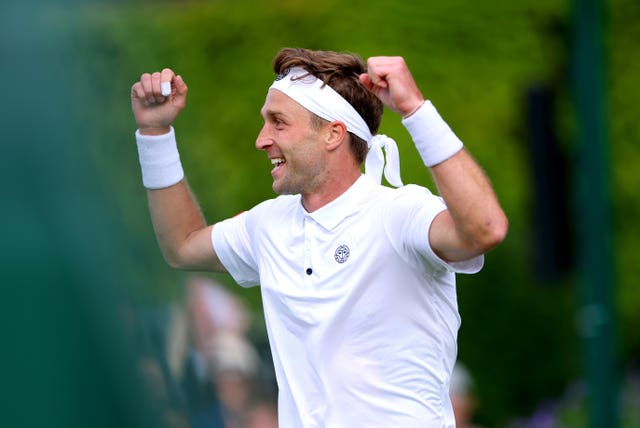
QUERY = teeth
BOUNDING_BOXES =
[271,158,285,166]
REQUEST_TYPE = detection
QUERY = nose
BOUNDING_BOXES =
[255,123,272,151]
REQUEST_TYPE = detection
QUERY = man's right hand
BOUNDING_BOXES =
[131,68,188,135]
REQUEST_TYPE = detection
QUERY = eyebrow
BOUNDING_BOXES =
[261,108,287,122]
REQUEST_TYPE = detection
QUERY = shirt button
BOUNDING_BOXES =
[306,268,313,275]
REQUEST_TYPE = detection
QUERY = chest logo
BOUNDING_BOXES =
[334,245,350,264]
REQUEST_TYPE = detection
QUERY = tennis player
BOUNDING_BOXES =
[131,48,508,427]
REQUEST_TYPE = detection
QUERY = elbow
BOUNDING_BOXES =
[165,257,185,270]
[476,212,509,253]
[161,246,191,271]
[163,252,185,270]
[165,255,200,271]
[160,231,221,272]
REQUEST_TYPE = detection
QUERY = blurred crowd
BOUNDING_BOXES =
[130,275,485,428]
[133,276,278,428]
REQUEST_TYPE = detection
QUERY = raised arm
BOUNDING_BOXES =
[427,149,508,262]
[360,57,508,262]
[131,69,226,272]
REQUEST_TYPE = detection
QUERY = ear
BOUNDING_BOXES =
[325,121,348,152]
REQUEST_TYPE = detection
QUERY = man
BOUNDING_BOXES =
[131,48,508,427]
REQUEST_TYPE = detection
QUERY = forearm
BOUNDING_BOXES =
[136,128,223,272]
[430,149,508,252]
[403,101,508,259]
[147,181,219,270]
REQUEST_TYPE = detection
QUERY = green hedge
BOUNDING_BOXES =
[46,0,640,425]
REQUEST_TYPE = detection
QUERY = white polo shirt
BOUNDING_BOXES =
[212,175,483,428]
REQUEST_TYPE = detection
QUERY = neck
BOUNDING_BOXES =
[301,168,361,213]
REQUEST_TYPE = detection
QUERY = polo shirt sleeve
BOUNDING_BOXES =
[386,184,484,275]
[211,209,261,288]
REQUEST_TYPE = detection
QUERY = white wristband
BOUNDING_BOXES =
[402,100,464,167]
[135,126,185,189]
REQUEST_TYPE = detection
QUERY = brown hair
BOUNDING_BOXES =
[272,48,384,165]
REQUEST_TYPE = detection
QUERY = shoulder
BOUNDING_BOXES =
[394,183,439,200]
[246,194,298,212]
[214,194,300,249]
[379,184,447,244]
[243,194,300,225]
[380,183,445,213]
[353,179,445,219]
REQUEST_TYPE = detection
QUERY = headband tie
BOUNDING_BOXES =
[270,67,403,187]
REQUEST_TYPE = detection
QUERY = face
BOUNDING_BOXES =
[256,89,326,195]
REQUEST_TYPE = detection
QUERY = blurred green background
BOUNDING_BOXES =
[2,0,639,426]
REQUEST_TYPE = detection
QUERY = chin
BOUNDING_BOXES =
[273,181,301,196]
[273,187,297,196]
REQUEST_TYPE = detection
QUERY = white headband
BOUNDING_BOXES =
[269,67,403,187]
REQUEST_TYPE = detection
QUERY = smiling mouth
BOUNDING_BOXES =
[271,157,286,171]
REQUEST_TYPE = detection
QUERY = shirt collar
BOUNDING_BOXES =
[301,174,377,231]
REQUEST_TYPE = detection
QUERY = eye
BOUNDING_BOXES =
[264,112,286,129]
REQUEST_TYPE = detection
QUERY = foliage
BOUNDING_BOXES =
[54,0,640,425]
[508,370,640,428]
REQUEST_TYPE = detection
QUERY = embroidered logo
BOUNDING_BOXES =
[334,245,350,264]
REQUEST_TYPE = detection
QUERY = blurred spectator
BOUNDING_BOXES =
[245,400,279,428]
[450,362,482,428]
[187,276,251,339]
[208,332,267,427]
[131,276,277,427]
[183,276,276,428]
[138,353,190,428]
